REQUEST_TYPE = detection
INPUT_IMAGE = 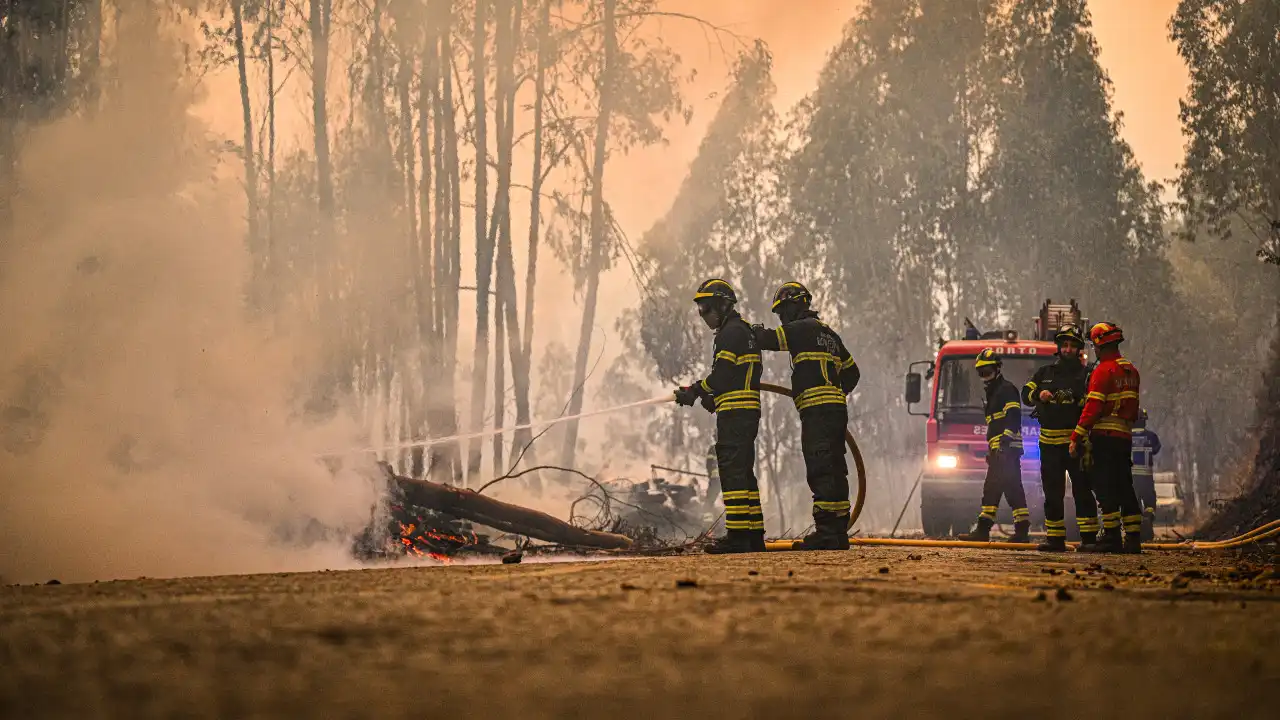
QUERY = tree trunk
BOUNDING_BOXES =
[561,0,617,468]
[467,0,492,483]
[523,0,550,363]
[438,1,465,483]
[307,0,332,298]
[497,0,533,476]
[265,0,276,304]
[231,0,261,310]
[384,465,633,549]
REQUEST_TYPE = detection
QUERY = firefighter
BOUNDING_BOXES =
[673,278,765,554]
[751,282,860,550]
[959,349,1031,543]
[1132,409,1163,541]
[1070,322,1143,554]
[1021,324,1099,552]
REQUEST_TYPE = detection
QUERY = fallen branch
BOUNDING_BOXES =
[381,463,633,550]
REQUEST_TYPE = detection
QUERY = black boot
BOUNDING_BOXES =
[957,517,994,542]
[1078,531,1097,548]
[1010,520,1031,543]
[1122,533,1143,554]
[1141,514,1155,542]
[1078,527,1122,553]
[705,530,764,555]
[794,516,850,551]
[1037,536,1068,552]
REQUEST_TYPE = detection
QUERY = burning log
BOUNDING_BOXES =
[380,464,634,551]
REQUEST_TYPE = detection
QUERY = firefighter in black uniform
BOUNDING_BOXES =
[959,348,1031,542]
[1022,324,1099,551]
[751,282,860,550]
[673,279,765,554]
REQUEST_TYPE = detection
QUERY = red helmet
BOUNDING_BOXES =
[1089,322,1124,346]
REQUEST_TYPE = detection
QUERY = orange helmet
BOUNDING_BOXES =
[1089,322,1124,346]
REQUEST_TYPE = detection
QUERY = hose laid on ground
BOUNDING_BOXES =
[759,383,867,531]
[765,518,1280,552]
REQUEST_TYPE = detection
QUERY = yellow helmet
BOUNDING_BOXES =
[693,278,737,304]
[974,348,1002,370]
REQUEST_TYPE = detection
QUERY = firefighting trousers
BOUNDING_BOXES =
[716,409,764,533]
[1039,443,1099,538]
[978,451,1028,524]
[1133,471,1157,516]
[799,404,850,530]
[1090,434,1143,535]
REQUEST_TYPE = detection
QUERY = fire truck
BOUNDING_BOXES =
[903,300,1087,538]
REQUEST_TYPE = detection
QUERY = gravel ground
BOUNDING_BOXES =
[3,546,1279,719]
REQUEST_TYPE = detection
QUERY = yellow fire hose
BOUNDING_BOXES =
[759,383,867,531]
[756,384,1280,553]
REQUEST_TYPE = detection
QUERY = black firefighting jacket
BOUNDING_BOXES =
[754,310,859,411]
[1021,358,1089,446]
[696,311,762,413]
[986,376,1023,455]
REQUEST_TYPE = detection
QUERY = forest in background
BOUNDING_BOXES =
[1,0,1277,538]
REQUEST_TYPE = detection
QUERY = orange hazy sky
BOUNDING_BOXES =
[609,0,1188,231]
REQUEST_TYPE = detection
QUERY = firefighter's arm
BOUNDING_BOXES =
[699,324,753,397]
[1022,367,1044,406]
[751,323,784,352]
[835,337,860,393]
[1071,365,1110,444]
[994,385,1021,452]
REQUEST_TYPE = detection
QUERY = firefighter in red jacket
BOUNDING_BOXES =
[1070,322,1143,554]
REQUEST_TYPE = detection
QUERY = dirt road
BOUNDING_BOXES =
[3,546,1279,719]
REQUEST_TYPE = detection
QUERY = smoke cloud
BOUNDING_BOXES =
[0,5,379,585]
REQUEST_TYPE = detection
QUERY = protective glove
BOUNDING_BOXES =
[699,394,716,414]
[1069,439,1079,458]
[673,385,699,407]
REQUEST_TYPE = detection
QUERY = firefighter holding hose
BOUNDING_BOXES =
[751,282,860,551]
[1070,322,1143,554]
[959,349,1032,543]
[1022,324,1100,551]
[673,279,766,554]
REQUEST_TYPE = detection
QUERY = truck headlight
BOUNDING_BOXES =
[936,454,958,469]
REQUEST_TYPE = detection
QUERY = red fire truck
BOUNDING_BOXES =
[903,300,1087,538]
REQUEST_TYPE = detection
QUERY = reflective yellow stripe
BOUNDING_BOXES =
[715,390,760,403]
[814,500,851,513]
[840,357,856,370]
[1105,391,1139,400]
[722,490,760,500]
[715,351,761,365]
[1094,417,1132,433]
[793,384,844,399]
[1003,401,1019,412]
[776,327,788,351]
[1040,428,1074,438]
[1086,392,1105,401]
[725,506,758,515]
[1025,381,1038,392]
[1012,508,1029,518]
[794,351,838,364]
[1045,519,1066,528]
[700,379,711,393]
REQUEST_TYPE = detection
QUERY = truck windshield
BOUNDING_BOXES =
[935,355,1055,418]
